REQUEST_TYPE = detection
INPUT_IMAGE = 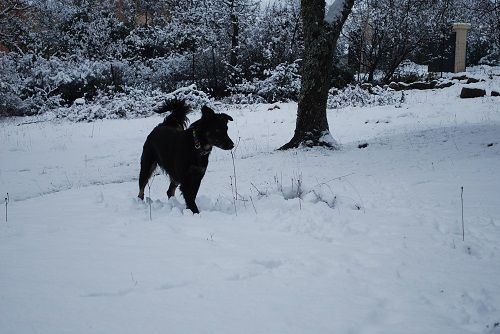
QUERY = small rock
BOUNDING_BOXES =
[360,83,372,90]
[466,77,480,84]
[460,87,486,99]
[435,81,454,89]
[452,75,468,81]
[408,81,432,90]
[74,98,86,105]
[358,143,369,149]
[388,82,400,91]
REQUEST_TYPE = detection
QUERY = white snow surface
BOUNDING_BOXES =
[1,72,500,333]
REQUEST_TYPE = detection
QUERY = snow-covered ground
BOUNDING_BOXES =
[1,73,500,333]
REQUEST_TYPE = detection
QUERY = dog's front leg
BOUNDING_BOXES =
[180,173,203,214]
[167,181,178,198]
[182,188,200,214]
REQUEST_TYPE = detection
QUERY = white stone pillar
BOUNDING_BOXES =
[452,23,471,73]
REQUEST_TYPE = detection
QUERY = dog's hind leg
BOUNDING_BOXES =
[138,147,157,200]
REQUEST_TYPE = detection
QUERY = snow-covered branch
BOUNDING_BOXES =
[0,0,32,19]
[324,0,348,24]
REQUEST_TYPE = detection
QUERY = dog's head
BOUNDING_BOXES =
[200,105,234,150]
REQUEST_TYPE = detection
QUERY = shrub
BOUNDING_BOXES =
[231,61,301,103]
[327,85,398,109]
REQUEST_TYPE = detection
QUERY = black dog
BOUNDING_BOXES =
[138,100,234,213]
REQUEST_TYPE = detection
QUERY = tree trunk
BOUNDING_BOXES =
[280,0,354,150]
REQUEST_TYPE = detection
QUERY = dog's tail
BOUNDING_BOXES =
[154,99,190,129]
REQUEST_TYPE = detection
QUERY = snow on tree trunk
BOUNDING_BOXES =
[280,0,354,150]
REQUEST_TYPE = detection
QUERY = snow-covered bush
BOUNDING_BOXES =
[52,88,170,122]
[327,85,398,109]
[256,61,301,102]
[123,26,174,60]
[119,56,190,92]
[0,55,30,116]
[161,85,212,110]
[0,54,68,116]
[221,93,266,105]
[392,60,428,83]
[49,84,211,122]
[231,61,301,103]
[0,49,213,120]
[478,47,500,66]
[0,54,127,115]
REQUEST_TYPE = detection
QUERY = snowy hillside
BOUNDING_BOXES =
[1,72,500,333]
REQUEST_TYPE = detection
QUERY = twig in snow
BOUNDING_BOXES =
[5,193,9,222]
[230,150,238,200]
[147,174,155,221]
[274,174,283,194]
[16,120,48,126]
[64,172,72,188]
[315,172,355,187]
[233,137,241,153]
[130,272,138,286]
[250,182,266,196]
[461,186,464,241]
[249,195,257,214]
[230,176,237,216]
[295,175,303,210]
[343,178,365,214]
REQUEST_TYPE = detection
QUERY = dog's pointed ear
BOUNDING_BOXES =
[201,105,215,119]
[219,113,233,122]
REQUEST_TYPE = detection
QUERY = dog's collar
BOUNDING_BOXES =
[192,129,202,150]
[192,129,212,156]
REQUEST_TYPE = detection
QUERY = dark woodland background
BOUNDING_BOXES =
[0,0,498,117]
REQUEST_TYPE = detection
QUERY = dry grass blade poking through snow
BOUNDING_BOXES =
[4,193,9,223]
[230,151,237,216]
[461,186,465,242]
[147,175,155,221]
[230,138,243,216]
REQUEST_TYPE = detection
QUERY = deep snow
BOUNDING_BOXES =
[1,71,500,333]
